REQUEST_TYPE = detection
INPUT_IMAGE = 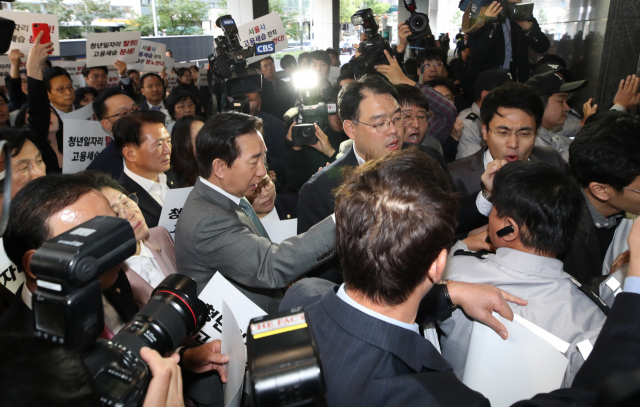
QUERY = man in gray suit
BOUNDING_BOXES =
[175,112,336,314]
[449,83,566,235]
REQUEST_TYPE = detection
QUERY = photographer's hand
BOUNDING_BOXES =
[375,50,415,86]
[286,122,302,151]
[483,1,503,18]
[141,347,185,407]
[181,340,229,381]
[311,124,336,158]
[396,22,411,54]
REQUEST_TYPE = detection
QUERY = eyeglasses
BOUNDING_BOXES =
[256,177,275,195]
[420,62,443,72]
[104,105,141,120]
[488,128,535,139]
[89,74,107,81]
[175,102,195,112]
[623,187,640,194]
[402,113,431,125]
[111,193,139,220]
[354,115,404,134]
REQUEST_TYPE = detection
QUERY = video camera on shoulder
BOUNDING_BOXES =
[31,216,208,407]
[208,15,276,97]
[350,0,431,78]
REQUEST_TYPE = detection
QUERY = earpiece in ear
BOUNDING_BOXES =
[496,224,515,238]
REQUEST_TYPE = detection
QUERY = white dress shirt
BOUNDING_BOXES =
[199,176,241,205]
[124,164,168,206]
[124,242,166,289]
[146,100,172,124]
[51,104,75,117]
[354,148,366,166]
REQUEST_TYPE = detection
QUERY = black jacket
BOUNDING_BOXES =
[86,140,123,180]
[259,77,296,121]
[118,170,180,228]
[27,76,62,173]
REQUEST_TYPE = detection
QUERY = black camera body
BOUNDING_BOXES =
[31,216,207,407]
[284,102,337,146]
[209,15,275,97]
[463,0,534,23]
[292,124,318,146]
[349,8,393,78]
[403,0,431,42]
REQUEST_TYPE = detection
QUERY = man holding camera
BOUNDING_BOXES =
[463,0,550,94]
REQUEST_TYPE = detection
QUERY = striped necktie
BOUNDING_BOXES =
[239,197,268,238]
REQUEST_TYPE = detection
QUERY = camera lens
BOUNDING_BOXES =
[110,274,207,357]
[409,14,428,32]
[302,126,315,138]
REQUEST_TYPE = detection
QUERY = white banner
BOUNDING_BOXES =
[130,40,166,72]
[196,69,208,87]
[62,120,110,174]
[221,301,246,407]
[329,66,340,85]
[166,74,179,92]
[237,13,289,65]
[0,240,24,294]
[61,103,94,122]
[194,272,267,348]
[158,187,193,237]
[85,31,141,67]
[0,11,60,56]
[71,74,87,90]
[263,219,297,244]
[106,66,121,88]
[164,56,175,73]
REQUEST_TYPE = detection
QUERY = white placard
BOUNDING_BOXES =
[71,74,86,89]
[222,301,246,407]
[196,69,208,87]
[0,55,26,86]
[62,119,110,174]
[237,13,289,65]
[263,219,297,244]
[61,103,94,122]
[85,31,141,67]
[157,187,193,237]
[0,240,24,294]
[194,272,267,348]
[105,66,122,88]
[164,56,175,72]
[131,40,166,72]
[166,74,178,92]
[329,66,340,85]
[52,60,86,89]
[462,314,569,407]
[0,11,60,56]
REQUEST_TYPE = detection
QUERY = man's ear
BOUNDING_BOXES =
[428,248,448,284]
[122,145,136,164]
[501,217,519,243]
[589,182,611,202]
[101,118,112,131]
[480,90,490,102]
[22,249,37,282]
[343,120,356,141]
[211,158,227,180]
[482,123,488,141]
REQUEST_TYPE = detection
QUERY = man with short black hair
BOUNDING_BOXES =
[82,61,135,97]
[561,115,640,286]
[174,111,337,313]
[440,160,606,387]
[416,47,449,83]
[86,89,140,179]
[44,67,75,115]
[139,72,168,119]
[456,68,512,160]
[309,50,332,92]
[113,110,179,228]
[0,127,46,198]
[257,56,295,120]
[526,70,588,162]
[449,82,565,235]
[326,48,340,67]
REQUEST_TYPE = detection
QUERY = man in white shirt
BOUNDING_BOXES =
[113,110,179,228]
[139,72,171,123]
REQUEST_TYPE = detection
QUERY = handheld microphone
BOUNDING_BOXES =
[283,107,299,121]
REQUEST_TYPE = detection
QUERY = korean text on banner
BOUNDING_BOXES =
[0,55,25,86]
[0,240,24,294]
[238,12,289,65]
[166,74,178,92]
[52,60,85,81]
[195,272,267,349]
[131,40,166,72]
[62,120,110,174]
[85,31,141,67]
[196,69,209,87]
[158,187,194,237]
[0,11,60,56]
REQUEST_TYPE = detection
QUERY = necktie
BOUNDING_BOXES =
[239,197,268,238]
[150,106,161,111]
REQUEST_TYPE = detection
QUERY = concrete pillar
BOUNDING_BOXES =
[227,0,254,27]
[312,0,339,51]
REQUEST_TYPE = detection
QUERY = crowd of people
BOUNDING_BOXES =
[0,12,639,407]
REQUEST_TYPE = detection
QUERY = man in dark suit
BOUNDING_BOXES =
[138,72,170,121]
[560,115,640,287]
[81,61,137,98]
[256,56,296,120]
[86,89,141,179]
[174,112,336,315]
[297,75,448,282]
[112,110,179,228]
[448,83,565,235]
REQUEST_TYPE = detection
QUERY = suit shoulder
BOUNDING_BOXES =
[280,278,333,312]
[448,153,475,174]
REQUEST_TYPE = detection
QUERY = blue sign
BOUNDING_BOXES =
[222,19,235,26]
[255,42,275,55]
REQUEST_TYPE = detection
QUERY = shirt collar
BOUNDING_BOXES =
[21,282,32,310]
[471,102,480,115]
[537,126,553,143]
[123,164,167,193]
[492,247,567,279]
[581,189,623,228]
[198,176,241,206]
[51,103,75,116]
[336,284,420,334]
[483,148,494,170]
[354,148,366,166]
[260,207,280,223]
[147,100,165,109]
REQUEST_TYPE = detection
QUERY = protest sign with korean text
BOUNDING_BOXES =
[131,40,166,72]
[166,74,178,92]
[0,11,60,56]
[62,120,110,174]
[52,60,86,89]
[85,31,141,67]
[0,55,25,86]
[0,241,24,294]
[158,187,194,237]
[196,69,209,87]
[238,12,288,65]
[61,103,94,122]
